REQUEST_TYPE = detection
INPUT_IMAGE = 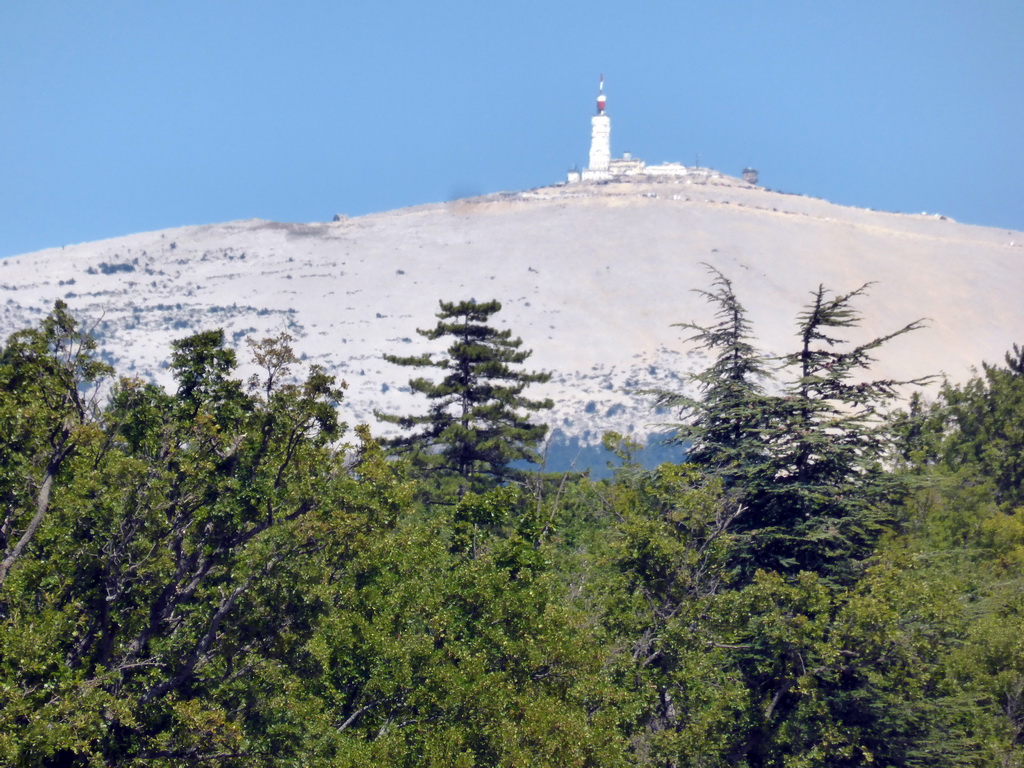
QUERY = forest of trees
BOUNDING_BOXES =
[1,284,1023,767]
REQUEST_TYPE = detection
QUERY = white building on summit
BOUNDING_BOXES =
[586,76,611,175]
[567,77,696,184]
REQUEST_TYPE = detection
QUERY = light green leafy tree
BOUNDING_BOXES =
[0,324,366,765]
[0,301,112,590]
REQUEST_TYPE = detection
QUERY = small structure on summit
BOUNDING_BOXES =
[566,77,723,185]
[568,76,645,183]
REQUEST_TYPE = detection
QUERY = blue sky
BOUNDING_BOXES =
[2,1,1022,258]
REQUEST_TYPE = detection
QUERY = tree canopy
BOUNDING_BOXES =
[1,297,1021,767]
[657,277,929,583]
[376,299,553,494]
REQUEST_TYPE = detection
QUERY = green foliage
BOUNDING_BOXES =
[169,328,248,425]
[595,462,749,766]
[0,325,354,764]
[306,508,625,767]
[741,283,927,582]
[884,345,1024,766]
[376,299,553,495]
[0,300,112,590]
[906,344,1024,509]
[652,265,772,481]
[694,563,991,767]
[660,276,928,583]
[2,304,1022,766]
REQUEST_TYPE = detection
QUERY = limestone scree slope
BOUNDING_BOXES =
[2,173,1021,449]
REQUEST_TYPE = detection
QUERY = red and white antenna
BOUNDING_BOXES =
[596,74,606,115]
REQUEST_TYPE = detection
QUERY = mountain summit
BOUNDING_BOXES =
[2,172,1021,450]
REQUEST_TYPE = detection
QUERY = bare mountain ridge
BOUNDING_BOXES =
[2,171,1021,448]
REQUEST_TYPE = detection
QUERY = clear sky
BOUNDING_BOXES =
[2,1,1022,259]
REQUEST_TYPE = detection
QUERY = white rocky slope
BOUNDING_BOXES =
[2,172,1021,452]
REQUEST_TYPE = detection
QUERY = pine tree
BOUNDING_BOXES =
[376,299,553,493]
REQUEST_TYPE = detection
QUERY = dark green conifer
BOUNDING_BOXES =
[654,264,773,483]
[742,283,929,581]
[658,275,928,582]
[376,299,553,493]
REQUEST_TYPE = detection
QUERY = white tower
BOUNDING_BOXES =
[588,76,610,172]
